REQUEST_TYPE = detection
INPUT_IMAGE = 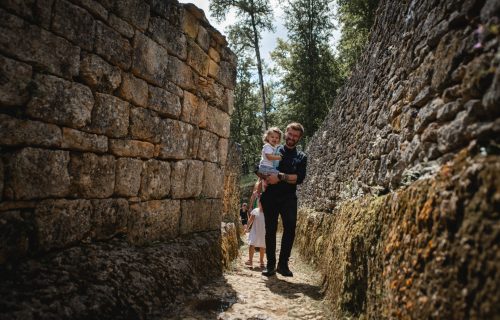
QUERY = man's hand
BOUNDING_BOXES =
[266,174,280,185]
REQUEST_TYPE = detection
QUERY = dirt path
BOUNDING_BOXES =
[167,234,332,319]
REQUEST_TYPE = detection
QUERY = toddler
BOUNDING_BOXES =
[245,188,266,268]
[258,127,283,191]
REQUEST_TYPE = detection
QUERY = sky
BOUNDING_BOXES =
[178,0,289,63]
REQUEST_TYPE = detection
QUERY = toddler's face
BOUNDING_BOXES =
[268,132,281,146]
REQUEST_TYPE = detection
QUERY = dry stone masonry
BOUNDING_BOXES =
[0,0,237,318]
[297,0,499,319]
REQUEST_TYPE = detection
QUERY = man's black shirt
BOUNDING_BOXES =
[262,144,307,199]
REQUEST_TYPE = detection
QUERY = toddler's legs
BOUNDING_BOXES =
[246,245,255,267]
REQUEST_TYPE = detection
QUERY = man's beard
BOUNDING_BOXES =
[285,137,297,147]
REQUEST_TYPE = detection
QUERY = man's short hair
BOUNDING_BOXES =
[286,122,304,137]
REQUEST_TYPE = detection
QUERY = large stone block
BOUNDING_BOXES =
[132,33,170,87]
[181,90,207,127]
[80,53,121,93]
[224,89,234,115]
[196,26,210,52]
[129,107,162,143]
[170,160,203,199]
[202,162,223,198]
[4,148,71,200]
[198,77,225,110]
[148,16,187,60]
[27,74,94,129]
[128,200,181,244]
[52,0,95,51]
[69,153,115,198]
[217,61,236,89]
[95,21,132,69]
[148,85,182,119]
[112,0,150,31]
[0,114,62,148]
[0,55,32,107]
[197,130,220,162]
[1,0,54,29]
[139,159,171,200]
[155,119,195,159]
[218,138,229,166]
[108,13,134,38]
[206,105,230,138]
[118,72,148,107]
[87,93,129,138]
[71,0,108,20]
[0,9,80,79]
[187,39,209,76]
[179,199,222,234]
[109,139,154,158]
[90,198,129,240]
[61,127,108,153]
[115,157,143,197]
[167,56,196,91]
[181,9,198,39]
[34,199,92,251]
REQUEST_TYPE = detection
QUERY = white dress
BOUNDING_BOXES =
[248,207,266,248]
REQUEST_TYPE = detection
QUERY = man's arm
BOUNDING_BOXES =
[266,173,298,185]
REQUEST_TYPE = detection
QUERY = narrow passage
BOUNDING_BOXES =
[169,234,332,319]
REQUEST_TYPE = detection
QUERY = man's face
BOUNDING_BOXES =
[285,128,302,148]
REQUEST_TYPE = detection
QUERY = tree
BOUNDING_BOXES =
[271,0,343,142]
[210,0,274,131]
[230,55,264,174]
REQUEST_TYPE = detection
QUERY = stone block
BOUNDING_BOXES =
[27,74,94,129]
[197,26,210,51]
[108,14,134,38]
[208,59,219,78]
[224,89,234,115]
[69,153,115,198]
[187,39,209,76]
[182,10,198,39]
[198,77,225,110]
[5,148,71,200]
[90,198,129,240]
[0,9,80,79]
[189,126,201,158]
[437,111,473,153]
[415,98,442,133]
[206,105,230,138]
[0,55,32,107]
[1,0,54,28]
[71,0,108,20]
[80,53,121,93]
[129,107,162,143]
[179,199,222,234]
[34,199,92,251]
[202,162,223,198]
[148,16,187,60]
[218,138,229,166]
[115,158,143,197]
[170,160,203,199]
[155,119,195,159]
[148,85,182,119]
[217,61,236,89]
[52,0,95,51]
[208,47,220,62]
[95,21,132,69]
[61,127,108,152]
[197,130,219,162]
[88,93,129,138]
[113,0,150,31]
[0,114,62,147]
[0,210,30,264]
[132,33,170,87]
[139,159,171,200]
[128,200,181,244]
[181,91,207,127]
[118,72,148,107]
[167,56,196,91]
[436,101,463,122]
[109,139,154,158]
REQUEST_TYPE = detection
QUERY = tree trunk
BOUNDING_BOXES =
[250,12,268,131]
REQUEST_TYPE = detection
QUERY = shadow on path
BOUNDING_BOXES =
[264,276,324,301]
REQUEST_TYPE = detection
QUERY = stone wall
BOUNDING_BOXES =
[0,0,237,317]
[296,0,499,318]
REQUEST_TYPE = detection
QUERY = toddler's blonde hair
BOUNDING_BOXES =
[262,127,283,143]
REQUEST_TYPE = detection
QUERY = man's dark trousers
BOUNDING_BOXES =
[261,194,297,269]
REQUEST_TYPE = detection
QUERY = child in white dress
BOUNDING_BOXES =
[245,192,266,268]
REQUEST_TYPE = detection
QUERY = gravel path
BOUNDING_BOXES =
[168,234,332,319]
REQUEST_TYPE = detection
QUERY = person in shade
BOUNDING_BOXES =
[260,122,307,277]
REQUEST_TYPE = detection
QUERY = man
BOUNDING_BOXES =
[260,122,307,277]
